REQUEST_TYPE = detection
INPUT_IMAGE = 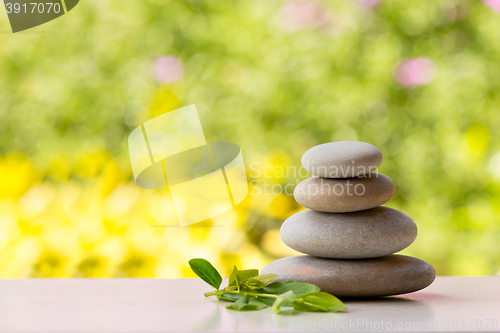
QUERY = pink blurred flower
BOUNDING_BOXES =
[279,1,329,32]
[356,0,382,9]
[151,56,184,84]
[394,57,437,88]
[483,0,500,13]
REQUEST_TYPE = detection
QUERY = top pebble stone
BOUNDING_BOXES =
[302,141,383,178]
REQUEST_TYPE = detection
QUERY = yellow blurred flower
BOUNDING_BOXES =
[464,123,490,159]
[149,86,181,118]
[0,154,39,199]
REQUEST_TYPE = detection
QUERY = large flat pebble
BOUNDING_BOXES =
[281,207,417,259]
[294,173,395,213]
[261,255,436,297]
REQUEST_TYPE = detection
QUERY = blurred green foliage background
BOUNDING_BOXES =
[0,0,499,277]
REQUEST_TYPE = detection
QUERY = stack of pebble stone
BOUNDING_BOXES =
[262,141,436,297]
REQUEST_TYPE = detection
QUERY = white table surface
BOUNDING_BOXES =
[0,277,498,332]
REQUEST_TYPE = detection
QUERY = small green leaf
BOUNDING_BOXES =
[255,296,275,306]
[217,293,244,302]
[244,274,277,290]
[226,295,248,310]
[228,267,259,289]
[260,280,320,296]
[226,295,267,311]
[240,269,259,280]
[292,292,347,313]
[188,258,223,290]
[228,266,239,290]
[248,296,268,309]
[270,291,295,314]
[258,280,320,306]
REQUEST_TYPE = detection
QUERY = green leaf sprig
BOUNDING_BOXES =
[188,258,347,314]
